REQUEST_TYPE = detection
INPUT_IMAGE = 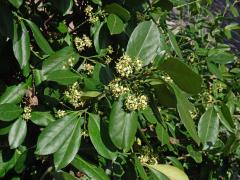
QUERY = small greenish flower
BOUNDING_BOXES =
[56,110,66,118]
[83,63,94,75]
[23,106,32,120]
[125,94,148,111]
[64,82,85,108]
[108,78,130,98]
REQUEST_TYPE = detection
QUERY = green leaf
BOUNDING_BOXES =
[207,62,223,79]
[0,103,23,121]
[109,99,138,151]
[54,117,83,170]
[88,113,117,160]
[46,70,80,85]
[159,58,202,94]
[0,83,26,104]
[41,46,79,75]
[82,91,101,97]
[0,4,14,38]
[25,19,54,55]
[13,21,30,76]
[71,155,109,180]
[0,124,12,135]
[216,105,234,132]
[172,85,200,145]
[30,111,55,126]
[0,150,22,178]
[91,0,102,5]
[93,22,109,55]
[107,14,124,35]
[147,164,189,180]
[35,112,79,155]
[133,155,148,180]
[52,171,78,180]
[14,147,28,173]
[152,83,177,108]
[50,0,73,15]
[126,21,161,66]
[168,30,183,59]
[147,165,170,180]
[207,52,235,64]
[166,157,184,170]
[8,118,27,149]
[141,107,157,124]
[156,123,170,146]
[104,3,130,22]
[186,145,202,163]
[198,106,219,149]
[8,0,23,8]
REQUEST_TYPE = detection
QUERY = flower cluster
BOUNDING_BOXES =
[64,82,85,108]
[83,63,94,75]
[56,110,66,118]
[108,78,130,98]
[84,5,99,24]
[116,55,143,77]
[23,106,31,120]
[62,56,75,69]
[125,94,148,111]
[74,35,92,52]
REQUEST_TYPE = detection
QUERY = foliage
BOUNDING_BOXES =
[0,0,240,179]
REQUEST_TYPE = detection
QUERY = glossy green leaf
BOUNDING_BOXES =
[147,164,189,180]
[93,22,109,55]
[25,19,54,55]
[54,117,83,170]
[0,150,21,178]
[207,62,223,79]
[82,91,101,97]
[0,124,12,135]
[46,70,80,85]
[168,30,183,59]
[104,3,130,22]
[88,113,117,160]
[8,118,27,149]
[14,148,28,173]
[133,155,148,180]
[207,52,235,64]
[71,155,109,180]
[126,21,161,66]
[156,123,170,146]
[160,58,202,94]
[8,0,23,8]
[13,21,30,76]
[216,105,234,132]
[187,145,202,163]
[198,106,219,149]
[152,83,177,108]
[166,157,184,170]
[91,0,102,5]
[35,112,79,155]
[173,85,200,145]
[30,111,55,126]
[107,14,124,35]
[109,99,138,151]
[50,0,73,15]
[41,46,79,75]
[141,107,157,124]
[0,83,26,105]
[0,103,23,121]
[148,165,170,180]
[52,171,77,180]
